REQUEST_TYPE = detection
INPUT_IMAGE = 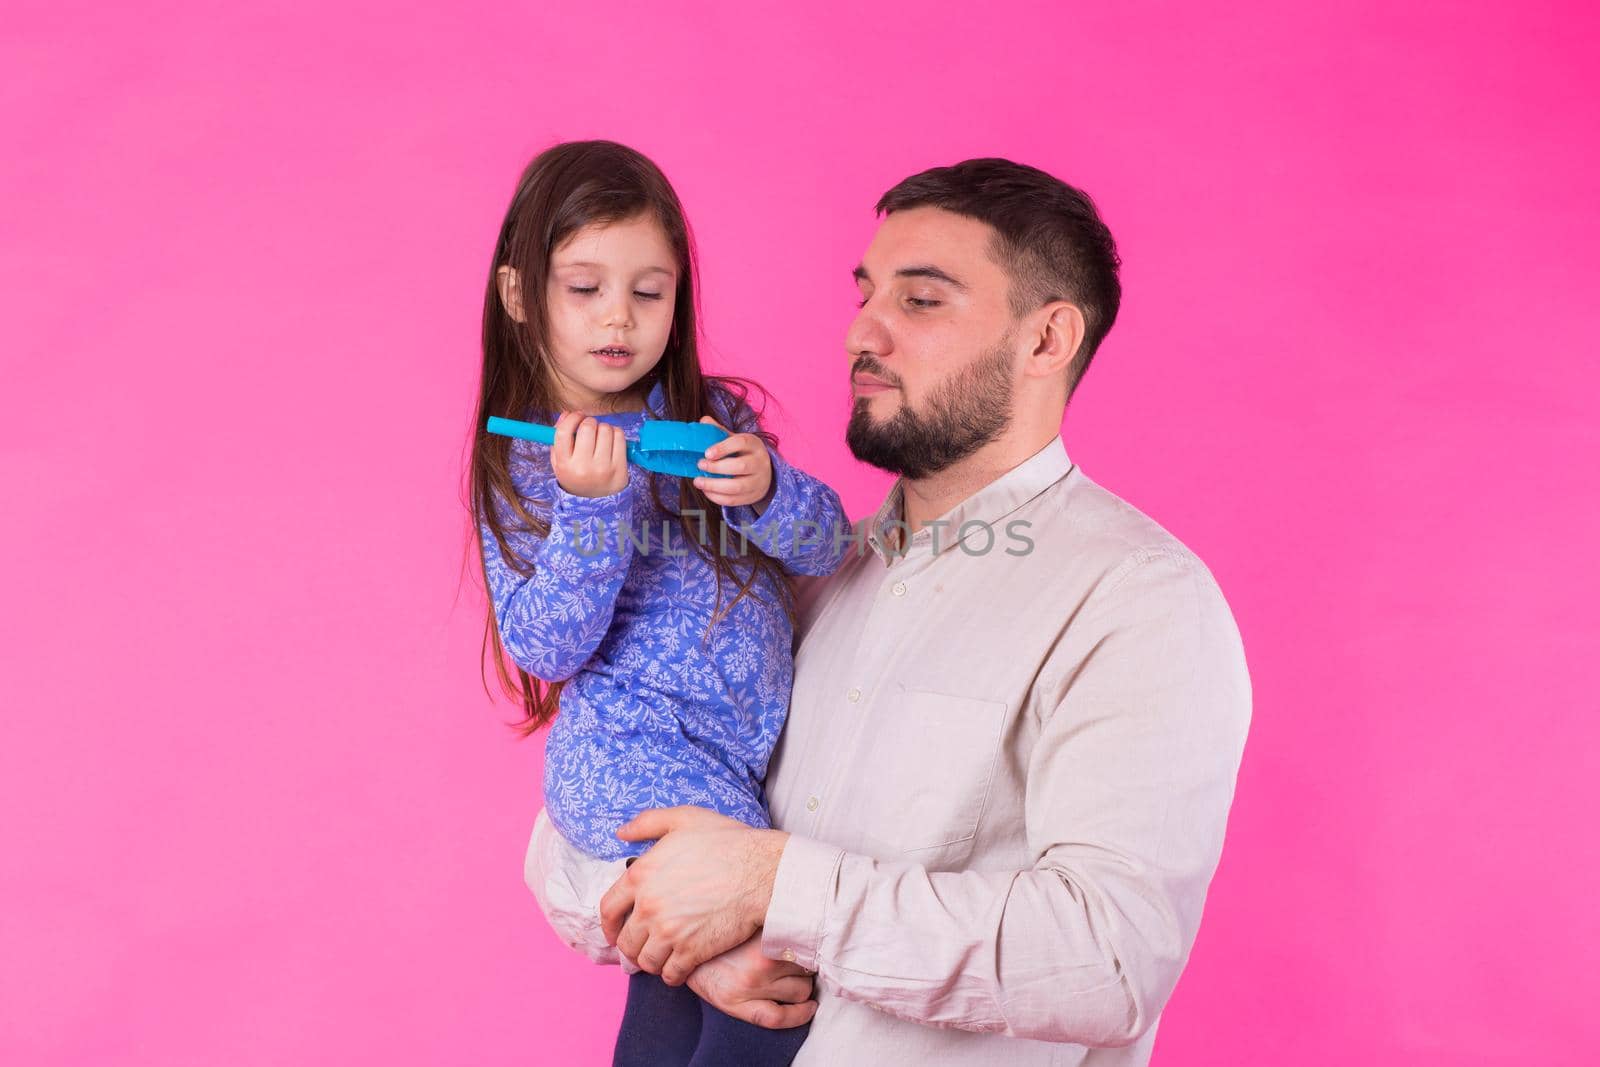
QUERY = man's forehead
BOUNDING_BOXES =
[856,206,1002,282]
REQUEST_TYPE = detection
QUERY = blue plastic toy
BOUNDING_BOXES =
[485,415,733,479]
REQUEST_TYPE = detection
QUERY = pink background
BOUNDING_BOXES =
[4,2,1596,1063]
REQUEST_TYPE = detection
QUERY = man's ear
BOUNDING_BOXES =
[496,265,528,323]
[1024,301,1086,382]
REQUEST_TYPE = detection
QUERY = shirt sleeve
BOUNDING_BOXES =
[707,385,853,578]
[479,440,638,682]
[523,807,642,975]
[760,549,1252,1046]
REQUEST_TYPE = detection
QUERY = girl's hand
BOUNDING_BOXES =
[693,417,775,511]
[551,411,629,498]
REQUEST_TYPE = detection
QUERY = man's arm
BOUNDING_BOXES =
[604,550,1250,1045]
[760,550,1252,1045]
[525,808,817,1026]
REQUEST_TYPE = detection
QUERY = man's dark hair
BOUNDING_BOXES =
[876,158,1122,399]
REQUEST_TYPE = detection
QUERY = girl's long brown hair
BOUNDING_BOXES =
[467,140,796,735]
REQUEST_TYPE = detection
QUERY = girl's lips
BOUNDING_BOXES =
[592,348,634,367]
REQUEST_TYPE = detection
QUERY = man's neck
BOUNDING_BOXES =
[898,424,1062,537]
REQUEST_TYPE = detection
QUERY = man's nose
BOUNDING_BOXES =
[846,304,891,361]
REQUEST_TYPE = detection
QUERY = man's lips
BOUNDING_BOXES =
[852,374,896,395]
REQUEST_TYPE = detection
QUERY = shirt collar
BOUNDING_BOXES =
[580,378,667,428]
[644,377,668,418]
[864,434,1074,563]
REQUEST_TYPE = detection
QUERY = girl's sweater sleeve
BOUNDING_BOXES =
[480,443,637,682]
[710,386,853,578]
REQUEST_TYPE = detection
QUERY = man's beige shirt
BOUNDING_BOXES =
[525,433,1252,1065]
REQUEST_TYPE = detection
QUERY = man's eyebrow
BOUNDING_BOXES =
[852,264,967,290]
[556,261,675,277]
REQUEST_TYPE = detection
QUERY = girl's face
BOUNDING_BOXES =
[542,214,677,413]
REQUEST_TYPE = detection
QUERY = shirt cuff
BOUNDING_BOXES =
[550,476,632,518]
[548,477,634,555]
[760,834,845,971]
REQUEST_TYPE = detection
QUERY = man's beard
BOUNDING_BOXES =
[846,333,1015,480]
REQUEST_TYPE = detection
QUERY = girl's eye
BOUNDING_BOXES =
[567,286,662,300]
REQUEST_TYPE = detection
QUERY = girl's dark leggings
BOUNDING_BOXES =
[612,969,812,1067]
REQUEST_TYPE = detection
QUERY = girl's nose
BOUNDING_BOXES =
[603,295,633,330]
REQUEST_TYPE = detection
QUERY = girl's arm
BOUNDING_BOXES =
[710,386,854,578]
[480,442,637,682]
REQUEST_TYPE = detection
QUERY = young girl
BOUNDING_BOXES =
[468,140,849,1066]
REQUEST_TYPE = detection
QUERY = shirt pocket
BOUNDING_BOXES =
[857,687,1008,855]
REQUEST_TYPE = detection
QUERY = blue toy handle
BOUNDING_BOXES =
[485,416,556,445]
[484,413,732,479]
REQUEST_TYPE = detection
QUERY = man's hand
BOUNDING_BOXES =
[600,805,788,986]
[688,934,818,1030]
[693,417,776,512]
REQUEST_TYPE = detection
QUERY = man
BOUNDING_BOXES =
[524,157,1252,1065]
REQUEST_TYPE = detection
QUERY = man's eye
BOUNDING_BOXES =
[907,297,940,309]
[856,297,869,309]
[634,291,664,301]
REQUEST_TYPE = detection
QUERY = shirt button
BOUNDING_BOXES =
[847,687,861,703]
[891,580,907,597]
[781,948,796,962]
[806,795,820,812]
